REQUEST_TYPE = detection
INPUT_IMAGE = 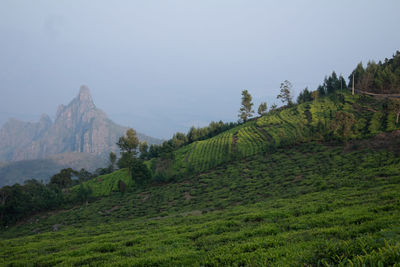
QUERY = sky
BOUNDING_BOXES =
[0,1,399,139]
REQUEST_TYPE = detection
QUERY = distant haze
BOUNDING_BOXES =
[1,1,399,139]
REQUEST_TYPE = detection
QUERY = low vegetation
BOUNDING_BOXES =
[1,51,400,265]
[1,142,400,265]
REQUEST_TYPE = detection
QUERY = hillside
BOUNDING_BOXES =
[149,90,400,180]
[1,91,400,265]
[1,140,400,265]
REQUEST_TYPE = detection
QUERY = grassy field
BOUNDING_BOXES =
[2,141,400,266]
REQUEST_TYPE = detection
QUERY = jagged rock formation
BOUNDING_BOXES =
[0,85,161,162]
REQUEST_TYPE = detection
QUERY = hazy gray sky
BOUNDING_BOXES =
[1,0,399,139]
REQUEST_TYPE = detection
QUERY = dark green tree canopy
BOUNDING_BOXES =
[297,87,313,104]
[49,168,77,189]
[139,141,149,160]
[348,51,400,94]
[315,72,346,96]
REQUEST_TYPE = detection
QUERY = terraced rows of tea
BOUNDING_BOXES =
[186,131,233,171]
[172,92,400,177]
[2,142,400,266]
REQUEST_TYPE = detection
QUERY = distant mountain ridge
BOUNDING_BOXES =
[0,85,161,163]
[0,85,162,186]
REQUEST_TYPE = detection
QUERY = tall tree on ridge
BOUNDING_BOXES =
[277,80,293,106]
[257,102,268,116]
[238,89,254,122]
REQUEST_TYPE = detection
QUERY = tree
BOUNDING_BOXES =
[297,87,313,104]
[277,80,293,106]
[257,102,268,116]
[317,84,326,96]
[109,152,117,172]
[76,168,92,182]
[117,128,139,173]
[238,90,254,122]
[139,141,149,160]
[130,159,151,184]
[312,90,319,102]
[117,128,151,183]
[49,168,76,189]
[76,184,92,204]
[325,71,341,94]
[171,133,186,148]
[117,128,139,156]
[117,152,135,169]
[148,144,161,158]
[348,62,365,89]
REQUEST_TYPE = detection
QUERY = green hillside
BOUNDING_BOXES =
[160,91,400,178]
[2,89,400,265]
[1,140,400,265]
[70,169,131,198]
[70,90,400,198]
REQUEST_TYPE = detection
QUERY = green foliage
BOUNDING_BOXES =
[349,50,400,93]
[116,128,139,155]
[277,80,293,105]
[238,89,255,122]
[2,143,400,266]
[116,152,134,169]
[139,141,149,160]
[165,91,400,180]
[316,71,346,96]
[297,87,313,104]
[71,169,131,197]
[49,168,76,189]
[257,102,268,116]
[329,111,356,139]
[0,180,63,226]
[75,184,92,203]
[130,159,151,184]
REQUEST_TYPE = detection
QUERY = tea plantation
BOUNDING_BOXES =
[168,91,400,178]
[1,140,400,266]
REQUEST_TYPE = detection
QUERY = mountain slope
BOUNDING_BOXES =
[159,90,400,178]
[1,141,400,266]
[0,85,162,186]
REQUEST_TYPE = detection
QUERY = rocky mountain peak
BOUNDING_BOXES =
[78,85,94,106]
[0,85,162,163]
